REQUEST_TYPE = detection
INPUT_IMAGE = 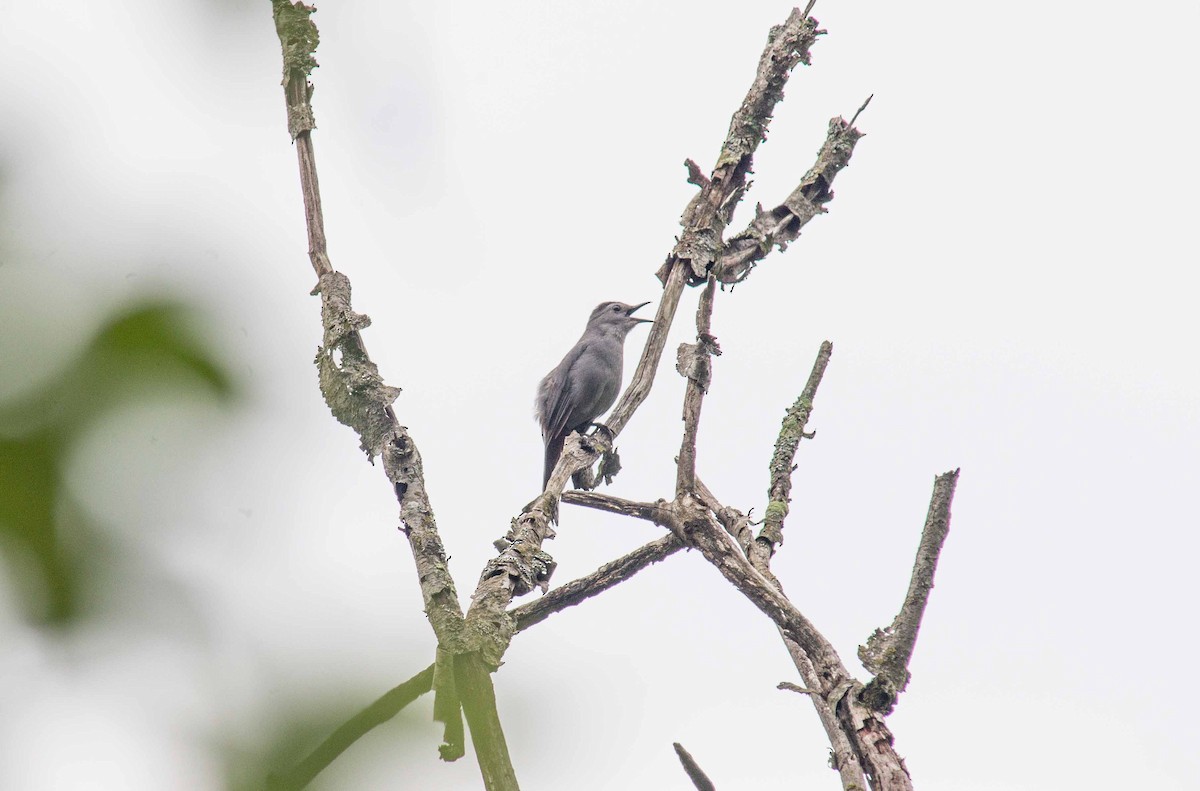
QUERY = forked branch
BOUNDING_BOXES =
[464,3,833,672]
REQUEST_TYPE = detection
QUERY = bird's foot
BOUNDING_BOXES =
[588,422,616,443]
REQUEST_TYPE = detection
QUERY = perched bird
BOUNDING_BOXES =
[535,301,653,488]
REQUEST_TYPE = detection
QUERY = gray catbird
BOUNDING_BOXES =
[535,301,653,488]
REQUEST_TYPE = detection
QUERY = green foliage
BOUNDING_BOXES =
[0,302,234,626]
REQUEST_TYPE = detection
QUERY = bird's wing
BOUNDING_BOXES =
[536,341,589,444]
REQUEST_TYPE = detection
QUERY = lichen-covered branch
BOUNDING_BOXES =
[510,534,683,632]
[271,0,466,655]
[673,743,718,791]
[858,469,960,713]
[271,6,528,788]
[713,98,870,285]
[754,340,832,572]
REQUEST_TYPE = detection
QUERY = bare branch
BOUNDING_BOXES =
[605,260,691,440]
[754,341,833,570]
[676,277,720,495]
[714,111,867,285]
[561,490,672,524]
[268,663,435,791]
[690,357,876,791]
[697,472,870,790]
[677,496,911,789]
[858,469,960,713]
[677,500,849,682]
[510,534,684,632]
[777,681,817,695]
[673,743,717,791]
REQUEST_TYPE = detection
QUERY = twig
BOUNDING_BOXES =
[268,663,436,791]
[777,681,817,695]
[754,341,833,572]
[848,93,873,127]
[510,534,684,632]
[858,469,960,713]
[673,743,717,791]
[676,277,719,495]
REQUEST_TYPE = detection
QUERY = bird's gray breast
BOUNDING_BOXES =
[567,339,623,425]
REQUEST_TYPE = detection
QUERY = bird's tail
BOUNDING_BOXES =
[543,433,566,489]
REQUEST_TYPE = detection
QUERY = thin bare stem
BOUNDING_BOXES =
[849,93,873,127]
[268,663,436,791]
[858,469,960,713]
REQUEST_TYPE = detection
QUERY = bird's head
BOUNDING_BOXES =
[587,301,654,339]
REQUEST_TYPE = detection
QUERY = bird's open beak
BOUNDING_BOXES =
[626,301,654,323]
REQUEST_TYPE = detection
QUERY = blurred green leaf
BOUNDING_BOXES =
[0,300,235,626]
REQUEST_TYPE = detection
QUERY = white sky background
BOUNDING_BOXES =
[1,0,1197,788]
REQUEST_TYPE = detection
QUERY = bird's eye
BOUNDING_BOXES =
[611,304,622,313]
